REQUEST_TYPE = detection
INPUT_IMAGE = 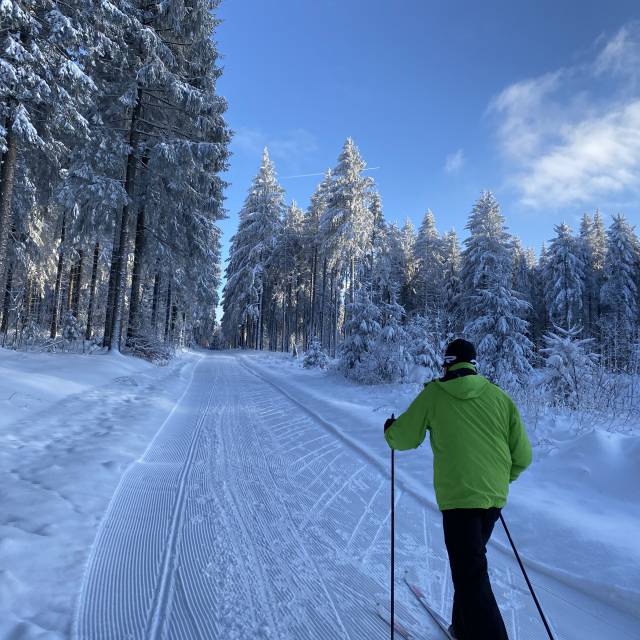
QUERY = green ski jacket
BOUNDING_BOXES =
[384,363,532,511]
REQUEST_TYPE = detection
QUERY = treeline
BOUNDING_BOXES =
[222,139,639,385]
[0,0,229,356]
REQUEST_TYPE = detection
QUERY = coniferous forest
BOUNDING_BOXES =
[3,2,639,398]
[222,141,640,397]
[1,0,229,357]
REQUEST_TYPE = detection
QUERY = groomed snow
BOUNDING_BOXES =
[0,348,200,638]
[2,349,639,639]
[240,351,640,638]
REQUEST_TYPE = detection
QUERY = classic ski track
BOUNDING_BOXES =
[146,384,215,639]
[221,362,353,639]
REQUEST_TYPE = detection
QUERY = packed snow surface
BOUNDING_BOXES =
[1,349,639,639]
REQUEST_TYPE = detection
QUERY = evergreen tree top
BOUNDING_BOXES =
[465,191,508,239]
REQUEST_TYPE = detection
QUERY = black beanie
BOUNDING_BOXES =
[444,339,477,366]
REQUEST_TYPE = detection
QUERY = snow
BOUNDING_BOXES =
[239,351,640,638]
[1,349,638,639]
[0,348,200,638]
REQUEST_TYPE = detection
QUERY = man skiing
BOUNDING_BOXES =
[384,338,532,640]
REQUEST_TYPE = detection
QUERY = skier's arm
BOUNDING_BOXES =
[508,401,532,482]
[384,388,430,451]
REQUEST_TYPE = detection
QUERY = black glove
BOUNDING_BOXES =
[384,413,396,432]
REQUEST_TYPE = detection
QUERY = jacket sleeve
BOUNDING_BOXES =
[508,401,532,482]
[384,387,430,451]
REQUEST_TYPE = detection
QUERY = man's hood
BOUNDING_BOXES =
[435,374,490,399]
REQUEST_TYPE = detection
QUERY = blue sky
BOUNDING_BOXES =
[216,1,640,274]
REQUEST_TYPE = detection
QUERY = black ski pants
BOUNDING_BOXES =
[442,507,509,640]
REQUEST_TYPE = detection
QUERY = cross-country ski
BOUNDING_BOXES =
[2,1,640,639]
[376,603,420,640]
[404,575,456,639]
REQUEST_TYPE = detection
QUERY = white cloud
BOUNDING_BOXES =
[490,22,640,208]
[594,21,640,85]
[517,101,640,207]
[233,127,318,170]
[444,149,465,174]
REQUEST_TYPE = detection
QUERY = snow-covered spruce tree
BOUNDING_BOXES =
[305,170,332,349]
[373,221,408,307]
[338,289,381,381]
[413,209,443,316]
[461,191,533,386]
[303,338,329,369]
[440,228,463,336]
[272,201,305,352]
[320,138,374,344]
[513,239,535,306]
[600,214,638,369]
[530,242,549,344]
[372,299,413,383]
[61,310,82,351]
[222,149,284,349]
[543,222,584,330]
[579,211,607,338]
[397,218,417,312]
[365,190,384,291]
[58,0,229,352]
[406,314,442,381]
[0,0,96,293]
[541,325,599,409]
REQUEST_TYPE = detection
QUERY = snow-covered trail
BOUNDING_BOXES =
[75,353,639,639]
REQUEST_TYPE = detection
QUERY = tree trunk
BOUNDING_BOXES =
[308,245,318,347]
[1,261,13,337]
[170,304,177,342]
[86,241,100,340]
[320,257,327,348]
[333,280,339,357]
[285,278,293,352]
[295,286,301,349]
[0,120,18,289]
[71,249,84,318]
[110,88,143,351]
[103,214,121,347]
[257,286,264,350]
[350,255,355,304]
[127,204,146,343]
[151,271,160,333]
[50,211,67,339]
[164,280,172,342]
[20,277,32,347]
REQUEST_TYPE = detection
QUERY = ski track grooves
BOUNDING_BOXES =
[72,353,638,640]
[146,385,215,639]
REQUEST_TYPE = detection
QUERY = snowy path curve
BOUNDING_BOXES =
[74,353,640,639]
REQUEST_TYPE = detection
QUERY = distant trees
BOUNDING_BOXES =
[223,145,640,385]
[543,223,585,329]
[461,192,533,386]
[0,0,229,355]
[222,149,284,349]
[600,214,638,369]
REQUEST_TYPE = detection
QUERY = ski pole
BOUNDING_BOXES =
[390,445,395,639]
[500,514,555,640]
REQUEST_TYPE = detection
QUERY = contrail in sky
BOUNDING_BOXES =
[282,166,381,179]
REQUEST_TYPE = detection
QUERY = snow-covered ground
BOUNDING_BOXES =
[238,351,640,638]
[2,349,639,639]
[0,348,200,638]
